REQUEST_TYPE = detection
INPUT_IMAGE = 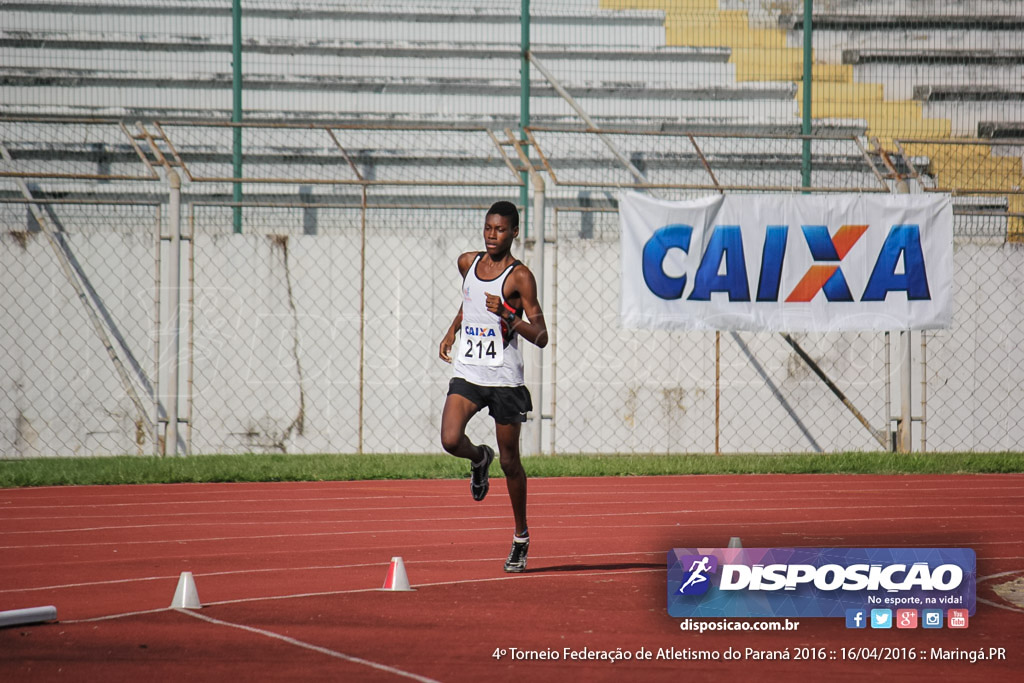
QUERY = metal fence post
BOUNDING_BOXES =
[232,0,243,234]
[899,330,912,453]
[520,0,530,238]
[715,331,721,455]
[165,170,183,455]
[507,129,545,454]
[530,173,545,455]
[801,0,813,190]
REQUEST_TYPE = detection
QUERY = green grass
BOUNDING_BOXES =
[1,452,1022,488]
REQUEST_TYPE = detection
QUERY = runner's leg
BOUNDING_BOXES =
[441,393,485,464]
[495,421,527,536]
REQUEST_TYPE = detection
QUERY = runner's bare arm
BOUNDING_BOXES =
[456,251,476,278]
[485,266,547,348]
[438,305,463,363]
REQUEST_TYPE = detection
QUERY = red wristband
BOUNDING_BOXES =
[501,301,517,315]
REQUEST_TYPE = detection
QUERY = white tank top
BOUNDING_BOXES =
[453,253,525,387]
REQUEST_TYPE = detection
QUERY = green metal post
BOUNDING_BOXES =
[232,0,243,233]
[801,0,812,191]
[520,0,530,237]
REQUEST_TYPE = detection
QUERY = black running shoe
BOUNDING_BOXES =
[471,445,494,501]
[504,536,530,573]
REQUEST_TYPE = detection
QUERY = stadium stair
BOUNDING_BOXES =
[1,0,871,206]
[603,0,1023,239]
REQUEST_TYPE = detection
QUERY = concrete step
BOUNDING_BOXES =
[901,145,1022,189]
[795,27,1023,58]
[853,63,1024,101]
[0,67,794,100]
[843,48,1024,66]
[669,11,786,49]
[979,121,1024,137]
[798,0,1020,15]
[731,48,852,83]
[804,81,886,103]
[923,101,1024,137]
[1,42,736,89]
[0,32,725,62]
[3,2,667,49]
[914,86,1024,102]
[782,12,1024,32]
[914,87,1024,137]
[0,67,799,125]
[2,104,865,139]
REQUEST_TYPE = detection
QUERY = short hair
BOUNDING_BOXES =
[486,201,520,230]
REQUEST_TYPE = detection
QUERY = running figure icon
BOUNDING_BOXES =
[678,556,712,593]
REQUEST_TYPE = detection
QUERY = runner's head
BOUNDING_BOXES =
[487,201,519,230]
[484,201,520,257]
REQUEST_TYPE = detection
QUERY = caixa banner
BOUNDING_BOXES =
[667,548,975,618]
[620,192,953,331]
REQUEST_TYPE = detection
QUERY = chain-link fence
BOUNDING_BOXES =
[0,199,161,457]
[1,0,1022,456]
[3,1,1020,230]
[3,119,1023,457]
[5,1,1021,134]
[0,119,529,457]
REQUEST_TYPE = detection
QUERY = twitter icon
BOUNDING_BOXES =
[870,609,892,629]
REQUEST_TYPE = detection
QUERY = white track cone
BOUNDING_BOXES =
[728,536,743,548]
[170,571,202,609]
[381,556,415,591]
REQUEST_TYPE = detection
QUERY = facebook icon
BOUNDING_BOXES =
[846,609,867,629]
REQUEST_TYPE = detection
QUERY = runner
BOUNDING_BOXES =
[438,201,548,572]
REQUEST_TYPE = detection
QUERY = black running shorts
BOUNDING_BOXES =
[447,377,532,425]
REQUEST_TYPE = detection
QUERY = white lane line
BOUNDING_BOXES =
[976,598,1024,615]
[55,566,1022,624]
[3,497,1023,534]
[180,609,442,683]
[63,606,173,623]
[3,512,1020,551]
[976,568,1024,615]
[5,499,1023,536]
[3,483,1022,510]
[3,489,1024,522]
[0,550,663,594]
[6,499,1023,535]
[22,568,1024,636]
[6,546,1023,595]
[203,567,663,607]
[978,570,1024,582]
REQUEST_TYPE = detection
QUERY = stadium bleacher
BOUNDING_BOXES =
[606,0,1021,235]
[0,0,1020,227]
[1,0,883,209]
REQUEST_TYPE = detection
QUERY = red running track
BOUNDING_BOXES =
[0,474,1022,682]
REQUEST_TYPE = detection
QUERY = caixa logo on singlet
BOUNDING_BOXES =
[677,554,718,595]
[463,325,497,339]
